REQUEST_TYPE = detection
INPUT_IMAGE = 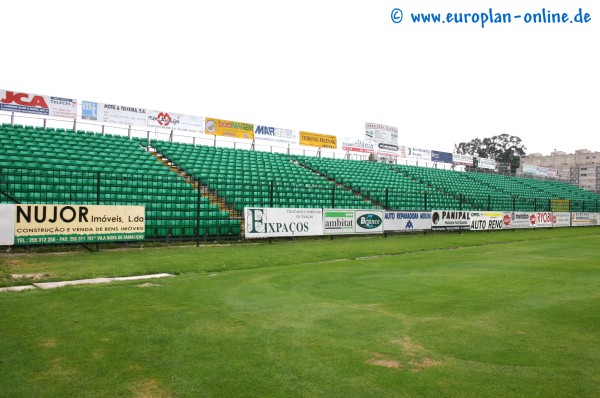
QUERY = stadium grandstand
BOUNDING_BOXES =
[1,90,600,246]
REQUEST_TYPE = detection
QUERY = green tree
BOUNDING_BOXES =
[455,134,527,173]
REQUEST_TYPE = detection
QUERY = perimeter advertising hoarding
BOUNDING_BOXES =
[1,89,77,119]
[431,150,453,164]
[469,212,504,231]
[254,125,298,145]
[205,117,254,140]
[299,131,337,149]
[355,211,384,234]
[504,212,554,229]
[477,157,497,170]
[452,153,474,166]
[323,210,355,235]
[553,212,571,227]
[0,205,16,245]
[407,147,431,162]
[431,210,470,230]
[365,122,398,155]
[147,110,203,133]
[8,204,145,244]
[341,137,375,154]
[82,101,148,127]
[571,212,599,227]
[383,211,432,232]
[244,207,323,238]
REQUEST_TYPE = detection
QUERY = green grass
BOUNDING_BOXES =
[1,228,599,397]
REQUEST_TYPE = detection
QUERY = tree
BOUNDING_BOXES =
[455,134,527,174]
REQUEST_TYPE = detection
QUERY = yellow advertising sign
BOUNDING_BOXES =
[205,117,254,140]
[551,199,570,212]
[14,204,145,244]
[299,131,337,149]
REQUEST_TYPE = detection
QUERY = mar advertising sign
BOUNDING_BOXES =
[383,211,432,232]
[244,207,323,238]
[1,89,77,119]
[254,125,298,145]
[10,204,145,244]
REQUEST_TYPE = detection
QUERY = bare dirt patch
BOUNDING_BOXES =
[12,273,49,280]
[368,358,401,368]
[137,283,161,288]
[129,379,173,398]
[40,339,58,349]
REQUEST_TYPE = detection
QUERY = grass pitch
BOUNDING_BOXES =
[1,228,599,397]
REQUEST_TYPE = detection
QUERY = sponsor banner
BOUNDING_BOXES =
[13,204,145,244]
[1,89,77,119]
[383,211,432,232]
[299,131,337,149]
[431,210,470,229]
[407,147,431,162]
[553,212,571,227]
[571,212,598,227]
[477,157,497,170]
[551,199,570,213]
[355,210,384,234]
[341,137,375,153]
[453,153,474,166]
[205,117,254,140]
[365,122,398,154]
[244,207,323,238]
[0,204,16,245]
[254,125,298,145]
[82,101,148,127]
[504,212,533,229]
[469,211,504,231]
[147,110,203,133]
[523,164,560,178]
[431,150,453,164]
[323,210,355,235]
[530,212,553,228]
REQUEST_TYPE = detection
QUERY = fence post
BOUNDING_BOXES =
[196,183,201,247]
[331,185,336,208]
[487,195,491,211]
[424,191,428,211]
[385,188,389,210]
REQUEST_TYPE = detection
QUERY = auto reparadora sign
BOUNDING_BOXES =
[383,211,432,232]
[1,89,77,119]
[5,204,145,245]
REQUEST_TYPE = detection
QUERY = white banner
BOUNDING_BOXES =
[431,210,470,229]
[341,137,375,154]
[254,125,298,146]
[323,209,355,235]
[477,157,497,170]
[407,147,431,162]
[531,212,553,228]
[469,211,504,231]
[0,204,16,245]
[244,207,323,238]
[355,210,384,234]
[383,211,432,232]
[553,212,571,227]
[0,89,77,119]
[452,153,474,166]
[365,122,398,153]
[147,110,203,133]
[82,101,148,127]
[571,212,598,227]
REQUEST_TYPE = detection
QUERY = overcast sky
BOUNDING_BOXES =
[2,0,598,156]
